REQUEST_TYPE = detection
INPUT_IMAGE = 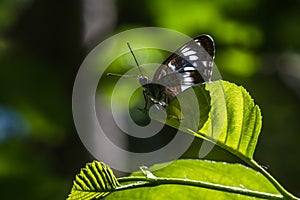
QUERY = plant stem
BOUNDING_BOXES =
[117,176,284,200]
[191,130,300,200]
[248,159,299,200]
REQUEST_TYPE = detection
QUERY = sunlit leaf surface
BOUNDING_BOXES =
[106,159,280,200]
[165,80,262,159]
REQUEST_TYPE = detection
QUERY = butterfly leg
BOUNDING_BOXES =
[142,90,150,111]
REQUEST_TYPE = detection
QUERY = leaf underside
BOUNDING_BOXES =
[67,161,119,200]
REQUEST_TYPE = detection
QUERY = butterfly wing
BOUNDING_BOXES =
[152,34,215,98]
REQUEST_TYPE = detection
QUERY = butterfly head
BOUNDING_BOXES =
[137,75,150,86]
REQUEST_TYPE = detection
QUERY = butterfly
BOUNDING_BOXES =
[131,34,215,110]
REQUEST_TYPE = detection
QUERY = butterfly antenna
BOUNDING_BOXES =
[107,73,136,78]
[127,42,144,77]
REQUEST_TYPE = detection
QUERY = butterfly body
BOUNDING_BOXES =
[139,34,215,110]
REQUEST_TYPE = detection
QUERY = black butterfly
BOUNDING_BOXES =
[133,34,215,110]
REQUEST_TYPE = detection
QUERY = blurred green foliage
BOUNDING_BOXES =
[0,0,300,199]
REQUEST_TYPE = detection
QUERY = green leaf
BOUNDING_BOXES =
[67,161,119,200]
[106,159,281,200]
[165,80,262,160]
[68,80,298,199]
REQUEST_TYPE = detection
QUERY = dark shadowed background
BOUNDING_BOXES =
[0,0,300,199]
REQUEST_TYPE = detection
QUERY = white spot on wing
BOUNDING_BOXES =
[189,55,198,61]
[181,47,190,53]
[181,85,190,91]
[183,66,195,71]
[183,77,194,82]
[168,62,176,71]
[183,50,196,56]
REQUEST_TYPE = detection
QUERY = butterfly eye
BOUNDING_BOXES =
[138,76,150,85]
